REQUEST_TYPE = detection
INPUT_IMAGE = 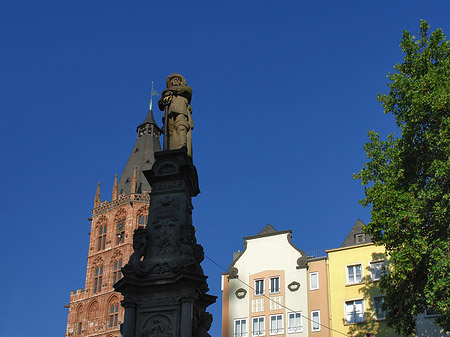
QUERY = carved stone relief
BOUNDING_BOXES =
[142,314,172,337]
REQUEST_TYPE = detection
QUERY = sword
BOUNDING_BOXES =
[162,93,173,151]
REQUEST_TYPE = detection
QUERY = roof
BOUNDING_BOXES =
[137,109,160,132]
[340,219,373,248]
[116,110,162,195]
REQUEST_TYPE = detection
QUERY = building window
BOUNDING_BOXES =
[373,296,385,320]
[252,316,265,336]
[269,276,280,294]
[311,310,320,331]
[138,215,148,228]
[76,322,82,335]
[109,303,119,328]
[97,225,107,251]
[113,259,123,284]
[254,279,264,296]
[288,312,302,333]
[269,314,283,335]
[234,319,247,337]
[347,264,363,284]
[310,272,319,290]
[345,299,365,324]
[116,220,125,245]
[370,260,385,281]
[355,233,365,244]
[93,265,103,293]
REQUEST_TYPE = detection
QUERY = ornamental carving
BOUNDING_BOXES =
[152,180,183,192]
[235,288,247,299]
[114,208,126,222]
[137,205,149,216]
[288,281,300,292]
[154,160,178,175]
[296,255,308,269]
[92,256,103,267]
[142,314,172,337]
[122,228,149,278]
[96,215,107,226]
[110,249,123,262]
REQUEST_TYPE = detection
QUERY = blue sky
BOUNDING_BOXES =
[2,1,450,336]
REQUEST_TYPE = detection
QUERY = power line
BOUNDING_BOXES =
[204,254,350,337]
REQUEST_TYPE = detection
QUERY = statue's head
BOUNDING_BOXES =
[166,73,186,88]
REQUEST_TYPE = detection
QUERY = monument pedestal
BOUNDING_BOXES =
[115,149,216,337]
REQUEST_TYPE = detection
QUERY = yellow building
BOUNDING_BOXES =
[327,220,396,337]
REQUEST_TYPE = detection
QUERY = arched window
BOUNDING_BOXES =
[137,206,149,229]
[88,301,99,322]
[107,297,120,328]
[97,224,107,251]
[75,304,83,335]
[93,265,103,293]
[113,259,123,284]
[115,209,126,245]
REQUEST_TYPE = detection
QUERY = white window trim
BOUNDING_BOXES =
[344,298,365,324]
[269,314,283,335]
[309,272,319,290]
[311,310,321,332]
[252,316,265,336]
[254,279,265,296]
[346,263,363,285]
[287,312,302,333]
[369,260,385,281]
[234,318,248,337]
[372,296,385,320]
[269,276,280,294]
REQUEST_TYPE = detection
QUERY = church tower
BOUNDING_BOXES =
[65,108,161,337]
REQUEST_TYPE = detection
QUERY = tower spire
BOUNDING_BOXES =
[112,174,118,200]
[94,182,100,208]
[131,166,137,194]
[149,81,158,111]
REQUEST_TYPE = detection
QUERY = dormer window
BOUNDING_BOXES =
[355,233,365,244]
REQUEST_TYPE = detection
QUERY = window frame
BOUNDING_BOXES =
[93,265,103,293]
[109,303,119,328]
[269,314,283,335]
[344,299,365,324]
[287,312,302,333]
[113,259,123,284]
[369,260,385,281]
[309,272,319,290]
[373,296,385,320]
[254,279,265,296]
[252,316,265,336]
[269,276,280,294]
[311,310,321,332]
[234,318,248,337]
[346,263,363,285]
[97,224,107,251]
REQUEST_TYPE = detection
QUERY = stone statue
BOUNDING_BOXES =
[158,73,194,156]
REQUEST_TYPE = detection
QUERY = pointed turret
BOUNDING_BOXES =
[112,174,118,200]
[116,109,161,195]
[94,182,100,208]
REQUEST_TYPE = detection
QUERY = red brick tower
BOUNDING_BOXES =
[65,108,161,337]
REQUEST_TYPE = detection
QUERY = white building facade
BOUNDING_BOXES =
[222,225,310,337]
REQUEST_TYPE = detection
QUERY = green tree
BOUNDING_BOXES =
[354,20,450,336]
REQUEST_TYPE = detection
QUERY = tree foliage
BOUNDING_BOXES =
[354,20,450,336]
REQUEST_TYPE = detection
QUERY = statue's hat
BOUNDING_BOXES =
[166,73,187,87]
